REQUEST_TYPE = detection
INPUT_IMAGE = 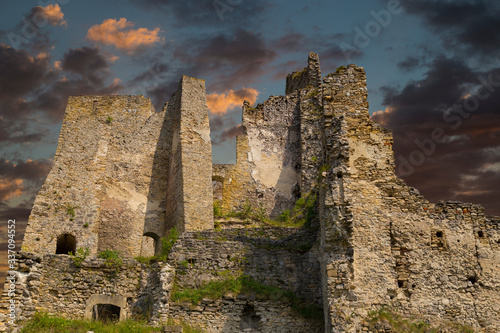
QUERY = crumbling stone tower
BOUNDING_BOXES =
[22,75,214,258]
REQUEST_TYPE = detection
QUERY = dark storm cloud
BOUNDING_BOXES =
[0,202,30,228]
[0,158,52,181]
[61,47,111,87]
[174,29,277,91]
[397,56,422,72]
[372,56,500,215]
[130,28,277,107]
[0,44,50,102]
[129,0,268,26]
[399,0,500,57]
[128,61,176,109]
[213,124,243,145]
[31,46,123,121]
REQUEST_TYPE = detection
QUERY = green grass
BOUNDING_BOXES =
[69,247,90,268]
[367,307,475,333]
[66,204,76,217]
[275,193,317,228]
[166,318,205,333]
[98,250,123,271]
[171,276,323,320]
[213,200,224,218]
[158,227,179,261]
[19,312,159,333]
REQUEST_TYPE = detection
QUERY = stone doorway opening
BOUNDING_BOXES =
[55,233,76,254]
[92,304,121,322]
[84,295,127,322]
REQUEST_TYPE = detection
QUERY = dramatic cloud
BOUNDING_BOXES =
[207,88,259,115]
[399,0,500,58]
[86,18,162,53]
[217,124,244,144]
[372,56,500,215]
[30,46,123,120]
[32,4,67,26]
[61,46,111,86]
[0,178,23,200]
[0,44,50,101]
[174,29,277,91]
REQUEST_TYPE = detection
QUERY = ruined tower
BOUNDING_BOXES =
[21,76,214,259]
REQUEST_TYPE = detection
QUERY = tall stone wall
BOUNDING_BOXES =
[319,64,500,333]
[214,53,325,216]
[21,96,163,258]
[165,76,214,232]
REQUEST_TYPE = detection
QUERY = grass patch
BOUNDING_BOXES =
[292,68,306,79]
[166,317,205,333]
[98,250,122,272]
[213,200,224,218]
[367,307,475,333]
[158,227,179,261]
[172,276,322,320]
[275,193,317,228]
[68,247,90,268]
[19,312,159,333]
[66,204,76,218]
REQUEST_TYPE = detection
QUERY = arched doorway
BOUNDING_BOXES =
[141,232,160,257]
[56,233,76,254]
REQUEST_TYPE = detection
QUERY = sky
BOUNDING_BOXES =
[0,0,499,281]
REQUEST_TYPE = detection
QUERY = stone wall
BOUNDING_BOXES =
[165,76,214,232]
[167,228,324,332]
[21,95,163,258]
[319,64,500,333]
[214,53,324,217]
[0,252,175,332]
[22,76,214,259]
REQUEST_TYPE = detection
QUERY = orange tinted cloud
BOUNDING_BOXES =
[207,88,259,116]
[86,18,162,53]
[0,178,23,200]
[40,4,66,26]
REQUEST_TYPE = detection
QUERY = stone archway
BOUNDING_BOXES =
[55,233,76,254]
[84,294,127,322]
[142,232,160,256]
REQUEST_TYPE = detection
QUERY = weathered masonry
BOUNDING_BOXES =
[21,76,214,259]
[0,53,499,333]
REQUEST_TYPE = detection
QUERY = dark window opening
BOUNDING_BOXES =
[92,304,121,322]
[188,258,196,265]
[436,231,443,238]
[397,280,404,288]
[56,234,76,254]
[478,231,484,238]
[412,284,416,289]
[240,304,261,330]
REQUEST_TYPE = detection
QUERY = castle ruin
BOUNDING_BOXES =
[1,53,499,332]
